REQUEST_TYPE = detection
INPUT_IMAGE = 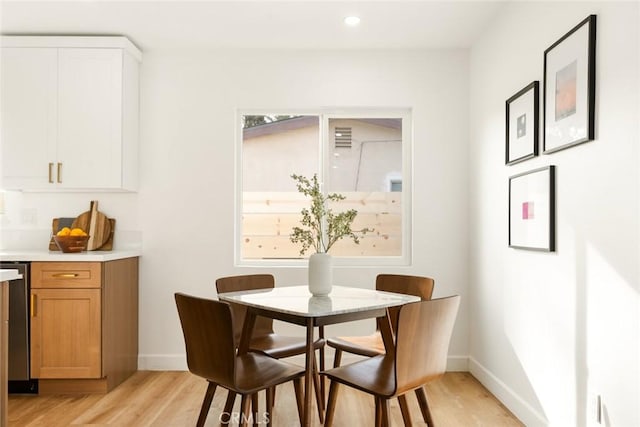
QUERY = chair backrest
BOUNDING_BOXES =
[394,295,460,395]
[215,274,275,344]
[376,274,435,332]
[174,293,236,387]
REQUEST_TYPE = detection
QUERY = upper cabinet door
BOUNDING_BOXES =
[1,36,140,192]
[57,48,123,189]
[1,48,58,189]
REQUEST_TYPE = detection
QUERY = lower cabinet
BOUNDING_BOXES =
[31,288,101,379]
[30,258,138,393]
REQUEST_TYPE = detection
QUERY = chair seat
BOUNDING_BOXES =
[327,332,385,357]
[250,333,325,359]
[323,354,396,397]
[234,352,305,394]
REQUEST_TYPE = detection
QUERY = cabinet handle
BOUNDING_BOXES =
[48,163,54,183]
[57,162,62,183]
[52,273,79,278]
[31,294,36,317]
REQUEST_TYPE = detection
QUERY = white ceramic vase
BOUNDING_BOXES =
[308,252,332,296]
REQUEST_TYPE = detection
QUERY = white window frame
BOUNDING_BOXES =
[235,108,412,267]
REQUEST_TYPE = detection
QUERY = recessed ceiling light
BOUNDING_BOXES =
[344,16,361,27]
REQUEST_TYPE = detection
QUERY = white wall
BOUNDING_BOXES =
[137,49,471,369]
[469,2,639,426]
[0,47,470,370]
[0,191,140,249]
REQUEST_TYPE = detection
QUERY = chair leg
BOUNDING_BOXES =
[239,394,251,427]
[265,387,274,427]
[375,397,382,427]
[398,394,413,426]
[197,382,217,427]
[293,378,305,426]
[312,354,325,423]
[379,398,391,427]
[221,390,236,425]
[324,380,340,427]
[332,348,343,368]
[252,393,259,427]
[415,386,435,426]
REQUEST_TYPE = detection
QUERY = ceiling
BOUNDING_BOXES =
[0,1,506,51]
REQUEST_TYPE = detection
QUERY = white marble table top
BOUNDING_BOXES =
[218,285,420,317]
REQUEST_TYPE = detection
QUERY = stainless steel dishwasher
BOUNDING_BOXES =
[0,261,38,393]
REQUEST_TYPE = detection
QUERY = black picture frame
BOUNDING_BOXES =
[508,165,556,251]
[506,81,539,165]
[543,15,596,154]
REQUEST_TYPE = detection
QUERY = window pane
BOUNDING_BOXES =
[327,118,403,257]
[239,112,407,263]
[242,115,319,259]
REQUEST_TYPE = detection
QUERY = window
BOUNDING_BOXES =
[237,110,411,266]
[389,179,402,192]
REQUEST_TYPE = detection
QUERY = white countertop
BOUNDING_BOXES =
[0,249,141,262]
[0,269,22,281]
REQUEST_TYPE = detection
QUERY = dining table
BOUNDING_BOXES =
[217,284,420,427]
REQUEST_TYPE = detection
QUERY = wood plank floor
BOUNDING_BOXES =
[8,371,523,426]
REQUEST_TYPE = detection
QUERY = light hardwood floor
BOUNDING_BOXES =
[8,371,523,426]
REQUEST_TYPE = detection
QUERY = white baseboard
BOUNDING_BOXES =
[282,352,471,371]
[446,355,469,371]
[138,354,187,371]
[469,357,548,427]
[139,353,468,372]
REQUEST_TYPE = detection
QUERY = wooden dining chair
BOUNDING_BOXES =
[326,274,435,425]
[215,274,326,422]
[174,293,304,427]
[323,295,460,427]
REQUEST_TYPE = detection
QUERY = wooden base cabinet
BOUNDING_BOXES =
[1,280,9,427]
[31,288,101,379]
[30,258,138,394]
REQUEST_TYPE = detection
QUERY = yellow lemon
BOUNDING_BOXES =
[70,228,86,236]
[57,227,71,236]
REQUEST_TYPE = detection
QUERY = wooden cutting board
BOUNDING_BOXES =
[50,217,115,251]
[100,218,116,251]
[72,201,111,251]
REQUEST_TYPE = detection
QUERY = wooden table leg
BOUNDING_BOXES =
[319,325,325,413]
[303,318,314,427]
[238,310,257,355]
[377,309,395,358]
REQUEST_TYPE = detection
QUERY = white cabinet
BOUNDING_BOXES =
[1,48,58,189]
[57,48,124,189]
[1,37,141,191]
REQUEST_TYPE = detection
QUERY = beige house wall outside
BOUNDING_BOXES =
[242,118,402,192]
[327,119,402,192]
[242,124,318,191]
[242,118,403,258]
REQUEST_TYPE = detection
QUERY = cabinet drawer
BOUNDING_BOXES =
[31,262,102,289]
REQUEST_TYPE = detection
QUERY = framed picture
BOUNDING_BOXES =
[506,81,539,165]
[543,15,596,153]
[509,165,555,251]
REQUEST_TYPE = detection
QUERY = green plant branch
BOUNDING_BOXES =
[290,173,373,256]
